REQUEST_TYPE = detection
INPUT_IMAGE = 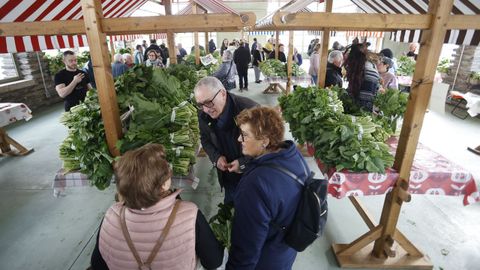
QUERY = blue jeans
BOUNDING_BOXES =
[311,75,318,85]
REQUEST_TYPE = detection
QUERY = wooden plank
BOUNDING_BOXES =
[349,196,376,230]
[317,0,332,88]
[0,13,256,36]
[336,225,383,256]
[446,15,480,30]
[109,38,115,63]
[373,0,454,258]
[163,0,177,65]
[275,31,279,60]
[393,229,423,257]
[205,32,209,54]
[4,13,480,37]
[269,13,432,31]
[193,2,200,65]
[81,0,122,157]
[332,242,431,269]
[286,30,293,93]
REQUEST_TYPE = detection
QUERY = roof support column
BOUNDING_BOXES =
[373,0,454,259]
[317,0,332,88]
[193,2,200,65]
[80,0,122,157]
[286,30,294,93]
[164,0,177,64]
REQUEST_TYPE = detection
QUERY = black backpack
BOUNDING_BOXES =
[262,163,328,252]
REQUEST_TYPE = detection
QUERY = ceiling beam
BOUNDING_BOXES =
[267,12,432,31]
[0,12,256,36]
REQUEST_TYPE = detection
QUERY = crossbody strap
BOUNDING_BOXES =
[120,200,181,270]
[260,163,306,187]
[226,61,233,76]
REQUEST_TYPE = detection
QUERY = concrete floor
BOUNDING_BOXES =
[1,69,479,270]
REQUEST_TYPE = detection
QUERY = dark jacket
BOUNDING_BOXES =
[198,92,258,188]
[233,46,251,70]
[325,62,343,88]
[209,40,217,53]
[227,140,309,270]
[252,50,264,67]
[268,51,287,63]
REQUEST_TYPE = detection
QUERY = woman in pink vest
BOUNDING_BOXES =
[90,144,223,270]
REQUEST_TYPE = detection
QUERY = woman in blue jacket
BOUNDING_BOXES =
[226,106,309,270]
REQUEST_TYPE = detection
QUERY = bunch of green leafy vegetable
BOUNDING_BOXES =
[436,58,451,74]
[373,88,409,134]
[397,55,416,76]
[259,59,287,77]
[117,47,132,55]
[279,86,394,173]
[59,64,200,189]
[209,203,234,250]
[59,90,114,190]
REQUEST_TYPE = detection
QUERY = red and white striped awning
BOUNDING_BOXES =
[346,31,385,38]
[0,0,148,53]
[149,33,168,40]
[177,0,238,15]
[351,0,480,46]
[255,0,320,29]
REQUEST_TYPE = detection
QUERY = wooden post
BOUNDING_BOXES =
[205,32,209,53]
[373,0,454,259]
[286,30,294,93]
[317,0,332,88]
[109,38,115,63]
[81,0,122,157]
[164,0,177,64]
[192,2,200,65]
[275,30,279,60]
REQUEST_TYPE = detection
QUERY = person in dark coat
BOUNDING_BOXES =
[268,44,287,63]
[233,41,252,91]
[159,43,169,66]
[143,39,164,62]
[252,43,264,83]
[227,106,309,270]
[209,39,217,53]
[325,50,344,88]
[194,77,258,204]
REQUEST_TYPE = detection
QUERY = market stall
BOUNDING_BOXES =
[254,0,480,268]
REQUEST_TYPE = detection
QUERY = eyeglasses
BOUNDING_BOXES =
[239,130,252,142]
[196,90,221,109]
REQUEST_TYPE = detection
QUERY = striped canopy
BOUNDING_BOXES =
[0,0,166,53]
[176,0,238,15]
[352,0,480,46]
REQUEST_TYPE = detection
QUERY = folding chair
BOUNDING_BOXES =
[449,91,469,119]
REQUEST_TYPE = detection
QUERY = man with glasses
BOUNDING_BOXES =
[194,77,258,204]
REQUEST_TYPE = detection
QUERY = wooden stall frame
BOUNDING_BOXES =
[252,0,476,268]
[317,0,332,88]
[164,0,177,65]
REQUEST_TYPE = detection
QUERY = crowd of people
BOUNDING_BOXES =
[52,36,420,270]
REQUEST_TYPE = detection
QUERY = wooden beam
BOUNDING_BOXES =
[275,31,279,60]
[373,0,454,258]
[446,15,480,30]
[286,30,294,93]
[81,0,122,157]
[193,2,200,65]
[163,0,177,64]
[205,32,209,54]
[317,0,332,88]
[0,13,256,36]
[270,12,432,31]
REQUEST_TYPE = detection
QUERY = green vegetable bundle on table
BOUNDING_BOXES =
[279,86,402,173]
[259,59,305,78]
[59,64,200,189]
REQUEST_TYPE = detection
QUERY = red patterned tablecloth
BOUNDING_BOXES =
[307,137,480,205]
[0,103,32,127]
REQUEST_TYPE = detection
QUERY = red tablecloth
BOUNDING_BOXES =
[307,137,479,205]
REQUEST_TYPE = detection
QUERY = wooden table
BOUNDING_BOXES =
[0,103,34,156]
